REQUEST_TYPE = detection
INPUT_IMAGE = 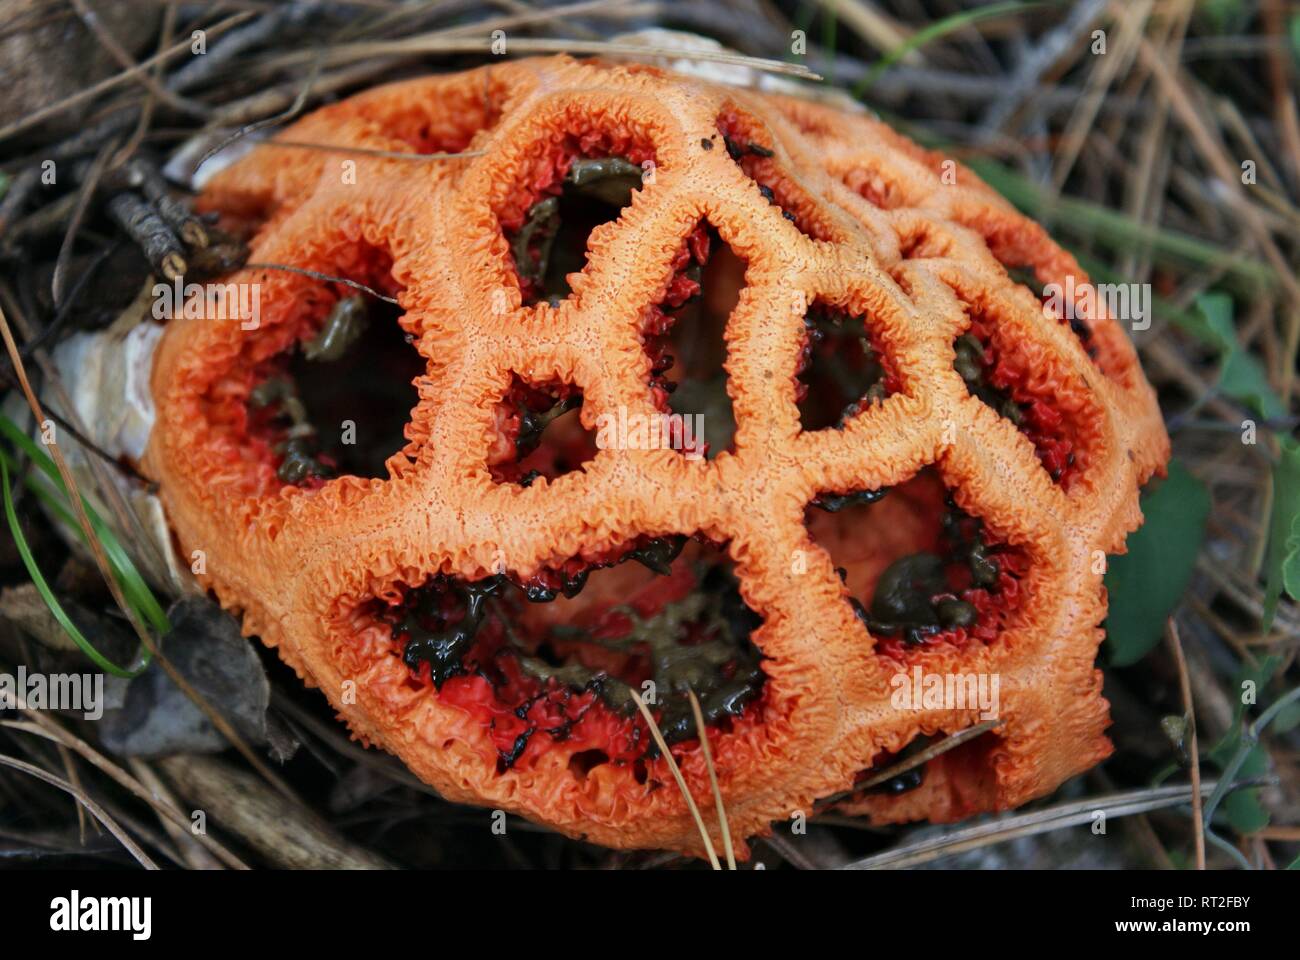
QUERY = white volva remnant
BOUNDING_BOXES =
[163,127,263,191]
[39,283,197,594]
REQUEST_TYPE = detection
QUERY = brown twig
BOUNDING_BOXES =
[687,688,735,870]
[1,714,249,869]
[0,753,158,869]
[0,12,257,145]
[266,140,486,162]
[271,36,821,79]
[105,192,186,279]
[628,686,721,869]
[1164,617,1205,870]
[68,0,209,120]
[840,778,1272,870]
[156,754,392,869]
[816,719,1003,809]
[51,142,115,308]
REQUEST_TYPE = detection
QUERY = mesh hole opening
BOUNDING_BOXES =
[796,300,900,432]
[243,248,423,487]
[359,540,767,776]
[805,468,1029,654]
[498,129,656,307]
[642,221,746,460]
[487,375,597,486]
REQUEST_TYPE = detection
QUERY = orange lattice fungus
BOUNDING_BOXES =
[143,56,1169,857]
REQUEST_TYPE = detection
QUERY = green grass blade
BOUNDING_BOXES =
[855,1,1051,95]
[1,454,151,678]
[0,416,170,634]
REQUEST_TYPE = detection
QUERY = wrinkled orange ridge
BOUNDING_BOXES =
[144,56,1169,858]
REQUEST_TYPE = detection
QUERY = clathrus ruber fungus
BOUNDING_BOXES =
[144,56,1169,858]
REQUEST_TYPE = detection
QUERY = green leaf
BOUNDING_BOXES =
[1291,13,1300,64]
[1104,461,1210,666]
[1263,437,1300,628]
[1178,293,1285,420]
